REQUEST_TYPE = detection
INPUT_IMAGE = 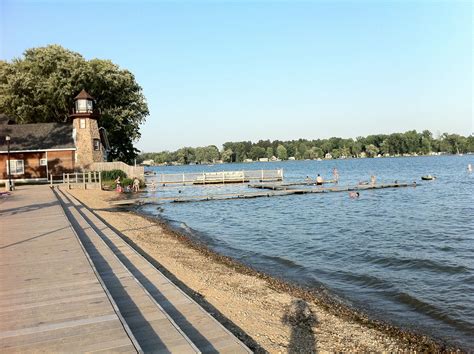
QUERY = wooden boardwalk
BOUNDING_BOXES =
[60,189,251,353]
[0,185,251,353]
[54,189,199,353]
[0,185,138,352]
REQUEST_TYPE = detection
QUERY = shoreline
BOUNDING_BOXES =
[132,210,460,353]
[69,188,462,353]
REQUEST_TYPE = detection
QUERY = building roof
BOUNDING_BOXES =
[74,89,94,100]
[0,122,75,152]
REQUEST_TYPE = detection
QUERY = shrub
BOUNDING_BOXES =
[101,169,127,181]
[122,178,134,187]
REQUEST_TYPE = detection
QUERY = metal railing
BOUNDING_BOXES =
[149,169,284,185]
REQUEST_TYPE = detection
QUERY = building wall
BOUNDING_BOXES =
[0,150,75,180]
[72,117,104,169]
[47,150,75,176]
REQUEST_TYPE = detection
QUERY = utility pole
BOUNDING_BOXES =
[6,135,12,191]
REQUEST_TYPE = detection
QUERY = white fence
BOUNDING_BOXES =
[150,169,284,185]
[90,161,144,179]
[56,171,102,189]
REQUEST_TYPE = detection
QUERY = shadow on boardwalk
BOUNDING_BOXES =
[282,299,318,353]
[0,226,70,249]
[79,202,263,353]
[0,201,58,217]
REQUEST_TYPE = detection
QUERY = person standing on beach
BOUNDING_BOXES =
[332,168,339,184]
[132,177,140,192]
[115,176,121,192]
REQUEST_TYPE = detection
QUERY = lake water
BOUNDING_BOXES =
[141,156,473,349]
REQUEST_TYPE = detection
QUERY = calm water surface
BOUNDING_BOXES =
[141,156,473,349]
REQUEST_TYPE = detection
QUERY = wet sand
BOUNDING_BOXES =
[68,189,458,353]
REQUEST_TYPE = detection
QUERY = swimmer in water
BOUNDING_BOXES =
[349,191,360,199]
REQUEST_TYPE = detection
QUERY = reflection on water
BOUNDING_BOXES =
[141,156,474,349]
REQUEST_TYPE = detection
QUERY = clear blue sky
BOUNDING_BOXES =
[1,0,472,152]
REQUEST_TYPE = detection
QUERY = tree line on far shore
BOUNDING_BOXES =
[138,130,474,165]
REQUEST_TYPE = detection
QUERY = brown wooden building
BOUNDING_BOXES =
[0,90,109,182]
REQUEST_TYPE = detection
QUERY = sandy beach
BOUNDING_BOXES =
[68,188,454,353]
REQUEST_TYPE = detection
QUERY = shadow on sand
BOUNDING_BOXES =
[282,299,318,353]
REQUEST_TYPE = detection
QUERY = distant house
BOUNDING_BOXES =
[141,159,155,166]
[0,90,109,182]
[259,157,269,162]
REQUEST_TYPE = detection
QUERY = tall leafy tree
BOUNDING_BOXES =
[249,146,266,160]
[365,144,379,157]
[0,45,149,163]
[266,147,274,159]
[221,148,234,163]
[276,144,288,160]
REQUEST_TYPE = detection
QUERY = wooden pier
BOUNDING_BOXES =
[110,182,418,206]
[147,169,284,185]
[249,179,337,190]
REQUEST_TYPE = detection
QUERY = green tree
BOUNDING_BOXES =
[266,147,274,159]
[443,134,466,154]
[331,148,341,159]
[351,142,362,157]
[365,144,379,157]
[306,147,323,159]
[339,146,351,158]
[176,147,195,164]
[0,45,149,163]
[205,145,220,162]
[379,140,389,155]
[296,143,308,160]
[249,146,266,160]
[420,137,432,155]
[221,148,233,163]
[276,144,288,160]
[466,135,474,152]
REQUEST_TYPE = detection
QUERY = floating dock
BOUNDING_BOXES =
[110,182,418,206]
[249,179,337,190]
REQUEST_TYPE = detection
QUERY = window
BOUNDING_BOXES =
[93,139,101,151]
[6,160,24,175]
[39,158,47,166]
[75,99,93,113]
[80,119,86,129]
